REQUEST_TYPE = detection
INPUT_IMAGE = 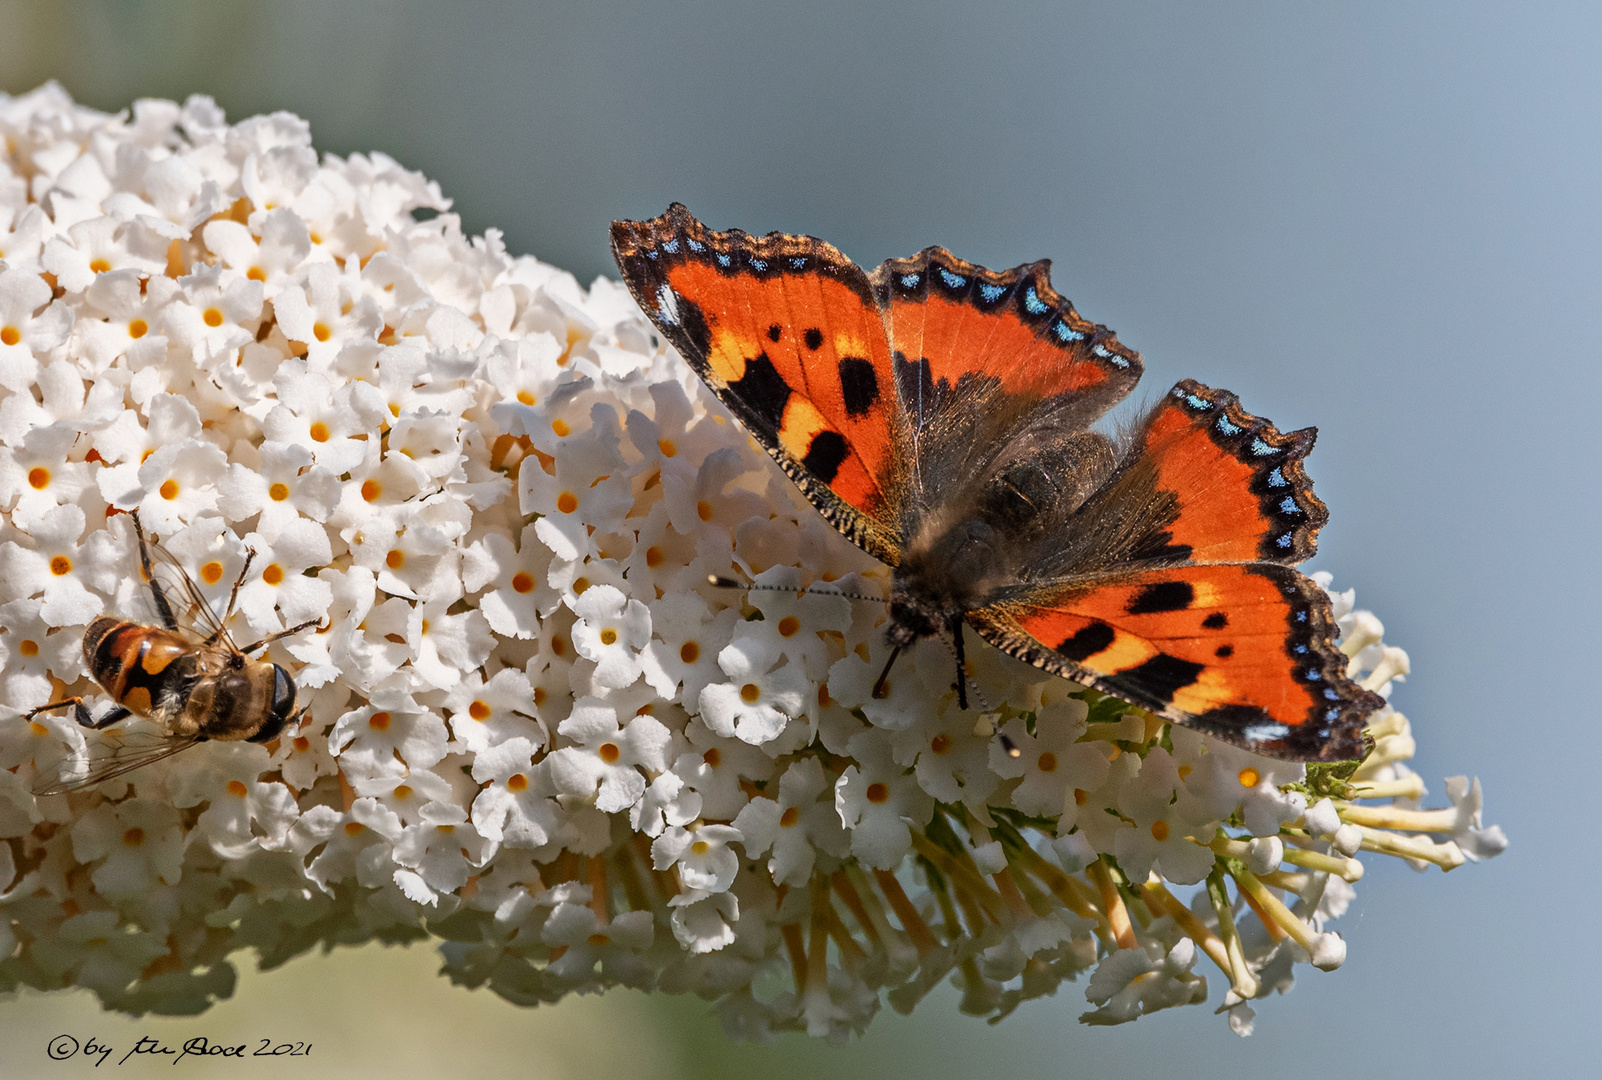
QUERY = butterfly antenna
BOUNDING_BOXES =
[937,625,1019,757]
[706,575,885,604]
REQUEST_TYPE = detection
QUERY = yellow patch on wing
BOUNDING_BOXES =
[1170,668,1240,715]
[777,396,831,461]
[1082,628,1158,673]
[832,332,872,359]
[706,329,758,384]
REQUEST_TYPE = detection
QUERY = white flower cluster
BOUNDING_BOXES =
[0,84,1504,1037]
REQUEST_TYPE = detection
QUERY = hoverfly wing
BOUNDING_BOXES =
[31,727,202,797]
[138,536,234,649]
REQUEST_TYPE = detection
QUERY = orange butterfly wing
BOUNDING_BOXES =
[610,205,904,565]
[971,381,1381,760]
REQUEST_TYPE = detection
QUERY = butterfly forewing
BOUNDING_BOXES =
[610,204,906,565]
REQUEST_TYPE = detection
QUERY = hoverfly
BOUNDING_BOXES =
[23,510,320,796]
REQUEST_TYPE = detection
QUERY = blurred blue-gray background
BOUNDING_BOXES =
[2,1,1594,1075]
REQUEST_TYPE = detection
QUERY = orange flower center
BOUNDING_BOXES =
[865,783,890,804]
[200,560,224,585]
[516,390,536,406]
[551,418,570,437]
[469,700,491,721]
[696,500,713,521]
[645,546,664,568]
[658,438,677,458]
[18,639,39,657]
[0,326,19,346]
[27,466,49,489]
[512,572,535,593]
[598,742,621,764]
[1036,751,1058,773]
[308,421,330,442]
[127,318,148,338]
[227,779,248,797]
[740,683,761,704]
[386,550,405,569]
[202,307,224,327]
[49,555,71,576]
[507,773,529,792]
[1237,767,1260,788]
[1150,820,1170,842]
[368,711,391,730]
[779,806,801,828]
[263,563,284,585]
[159,478,179,500]
[123,827,145,846]
[929,733,951,755]
[313,322,331,342]
[361,479,381,502]
[777,616,801,637]
[599,628,617,646]
[268,481,290,501]
[556,492,579,514]
[679,641,699,664]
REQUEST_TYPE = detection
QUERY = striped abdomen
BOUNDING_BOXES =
[83,617,199,721]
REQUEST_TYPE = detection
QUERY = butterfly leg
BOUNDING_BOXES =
[871,645,903,701]
[948,613,969,710]
[129,510,179,631]
[237,618,323,656]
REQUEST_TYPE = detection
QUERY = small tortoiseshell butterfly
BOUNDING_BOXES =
[610,204,1382,761]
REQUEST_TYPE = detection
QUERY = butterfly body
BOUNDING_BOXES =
[612,204,1382,761]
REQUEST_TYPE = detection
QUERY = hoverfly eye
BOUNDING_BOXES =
[271,664,297,721]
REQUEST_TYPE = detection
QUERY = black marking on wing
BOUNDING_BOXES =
[838,357,879,417]
[1125,581,1194,615]
[1057,621,1115,662]
[725,352,791,439]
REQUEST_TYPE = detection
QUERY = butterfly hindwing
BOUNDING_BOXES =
[970,563,1379,760]
[610,204,905,564]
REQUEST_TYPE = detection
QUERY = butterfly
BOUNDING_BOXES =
[610,204,1382,761]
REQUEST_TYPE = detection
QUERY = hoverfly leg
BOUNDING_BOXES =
[85,705,131,730]
[22,696,85,724]
[129,510,179,631]
[237,618,324,657]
